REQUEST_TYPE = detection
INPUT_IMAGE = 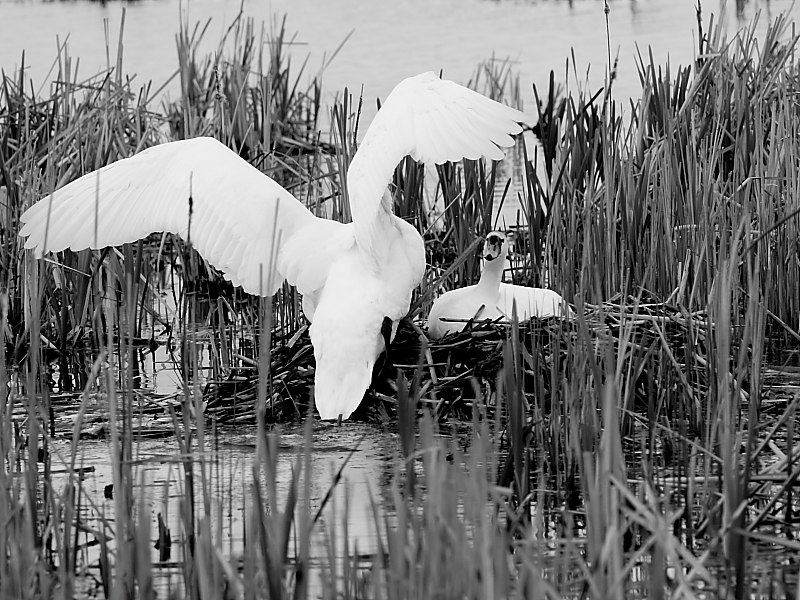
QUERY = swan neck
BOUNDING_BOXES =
[477,256,506,291]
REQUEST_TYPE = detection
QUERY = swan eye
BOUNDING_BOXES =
[487,234,503,245]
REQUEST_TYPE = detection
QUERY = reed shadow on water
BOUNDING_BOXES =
[40,421,396,598]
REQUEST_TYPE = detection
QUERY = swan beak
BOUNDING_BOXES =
[380,316,393,352]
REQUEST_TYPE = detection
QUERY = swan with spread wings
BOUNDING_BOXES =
[20,71,525,420]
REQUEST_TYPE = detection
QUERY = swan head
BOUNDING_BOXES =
[482,231,512,262]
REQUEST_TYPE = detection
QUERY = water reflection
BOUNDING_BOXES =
[47,421,399,594]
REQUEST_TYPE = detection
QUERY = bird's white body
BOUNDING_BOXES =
[302,215,424,418]
[20,72,525,420]
[427,232,573,339]
[497,284,574,321]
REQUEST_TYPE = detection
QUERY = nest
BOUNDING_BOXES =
[202,297,714,428]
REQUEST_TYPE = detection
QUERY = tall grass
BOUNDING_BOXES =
[2,5,800,600]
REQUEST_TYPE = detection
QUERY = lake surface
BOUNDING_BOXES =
[46,414,397,596]
[1,0,798,124]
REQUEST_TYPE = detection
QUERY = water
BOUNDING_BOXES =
[45,411,397,596]
[1,0,798,123]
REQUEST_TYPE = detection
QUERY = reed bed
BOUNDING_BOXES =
[2,5,800,600]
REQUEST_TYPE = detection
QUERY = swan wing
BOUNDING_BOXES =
[498,284,574,319]
[19,137,316,296]
[427,289,462,339]
[278,218,356,323]
[347,71,526,259]
[427,284,501,338]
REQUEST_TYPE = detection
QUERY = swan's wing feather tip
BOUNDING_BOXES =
[18,137,318,297]
[348,73,526,251]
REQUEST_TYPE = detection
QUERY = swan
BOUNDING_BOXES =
[19,71,525,421]
[427,231,574,339]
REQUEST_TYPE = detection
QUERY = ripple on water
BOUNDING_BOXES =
[45,420,399,594]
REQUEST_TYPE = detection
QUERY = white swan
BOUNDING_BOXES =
[427,231,573,339]
[19,72,525,420]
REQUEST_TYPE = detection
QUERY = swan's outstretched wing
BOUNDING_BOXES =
[347,71,526,261]
[20,137,316,296]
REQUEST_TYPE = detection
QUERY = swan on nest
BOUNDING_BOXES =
[427,231,574,339]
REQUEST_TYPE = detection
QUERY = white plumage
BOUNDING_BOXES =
[20,71,525,420]
[427,231,574,339]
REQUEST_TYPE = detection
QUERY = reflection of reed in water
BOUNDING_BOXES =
[44,422,396,595]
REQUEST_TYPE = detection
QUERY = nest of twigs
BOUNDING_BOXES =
[203,297,713,428]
